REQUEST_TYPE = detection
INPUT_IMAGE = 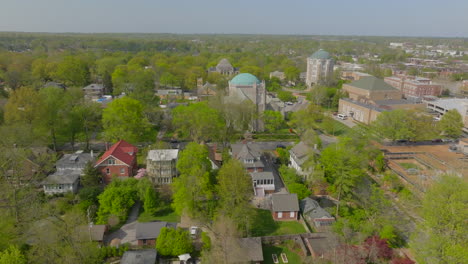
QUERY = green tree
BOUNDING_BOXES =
[289,104,324,135]
[437,109,463,139]
[156,228,193,256]
[277,90,296,102]
[4,86,42,126]
[263,110,284,132]
[410,174,468,264]
[95,179,138,225]
[288,183,312,200]
[372,109,435,141]
[0,245,26,264]
[172,143,215,221]
[81,162,101,188]
[102,96,152,143]
[38,86,67,151]
[52,56,90,87]
[284,66,300,81]
[143,186,158,216]
[217,159,254,235]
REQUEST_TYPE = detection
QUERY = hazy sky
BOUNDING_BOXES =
[1,0,467,37]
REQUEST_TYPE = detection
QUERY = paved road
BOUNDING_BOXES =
[104,201,141,246]
[332,115,357,128]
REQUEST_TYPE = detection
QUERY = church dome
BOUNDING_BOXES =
[309,49,331,59]
[230,73,261,86]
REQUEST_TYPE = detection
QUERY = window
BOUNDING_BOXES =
[120,168,125,174]
[278,212,283,218]
[106,168,110,175]
[108,159,115,165]
[290,211,295,218]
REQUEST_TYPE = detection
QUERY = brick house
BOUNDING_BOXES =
[95,140,138,184]
[271,193,299,221]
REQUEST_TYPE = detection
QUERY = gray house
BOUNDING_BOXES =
[83,83,104,101]
[231,143,264,173]
[146,149,179,185]
[300,197,335,229]
[251,171,275,197]
[289,141,319,176]
[42,151,95,195]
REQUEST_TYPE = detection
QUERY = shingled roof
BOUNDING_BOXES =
[95,140,137,167]
[272,193,299,212]
[349,76,399,91]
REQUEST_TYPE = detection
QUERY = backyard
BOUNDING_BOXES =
[138,205,180,223]
[262,240,305,264]
[251,209,306,237]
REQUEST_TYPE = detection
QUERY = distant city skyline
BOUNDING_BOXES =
[1,0,467,37]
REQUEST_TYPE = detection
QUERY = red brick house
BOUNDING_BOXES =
[272,193,299,221]
[95,140,138,184]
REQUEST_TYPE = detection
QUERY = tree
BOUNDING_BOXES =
[284,66,300,81]
[263,110,284,132]
[0,245,26,264]
[172,102,224,143]
[277,90,296,102]
[156,228,193,257]
[363,236,393,262]
[4,86,42,126]
[38,86,67,151]
[289,104,324,135]
[172,143,215,221]
[95,179,138,225]
[102,96,153,143]
[52,56,90,87]
[143,187,158,216]
[217,159,254,235]
[410,174,468,264]
[81,162,101,188]
[372,109,435,141]
[437,109,463,139]
[288,183,312,200]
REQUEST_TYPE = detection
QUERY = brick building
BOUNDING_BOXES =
[95,140,138,184]
[272,193,299,221]
[384,76,442,97]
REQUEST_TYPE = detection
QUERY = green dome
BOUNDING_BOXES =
[309,49,331,59]
[230,73,261,86]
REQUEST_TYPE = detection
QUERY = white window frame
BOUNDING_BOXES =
[278,212,283,218]
[290,211,295,218]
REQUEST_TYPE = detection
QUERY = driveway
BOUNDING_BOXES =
[104,201,141,246]
[332,115,357,128]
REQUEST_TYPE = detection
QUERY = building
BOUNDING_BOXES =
[135,221,177,246]
[339,76,424,124]
[458,138,468,155]
[341,71,371,81]
[238,237,264,264]
[208,58,239,75]
[146,149,179,185]
[384,76,442,97]
[42,170,80,194]
[306,49,334,87]
[300,198,335,229]
[231,143,264,172]
[120,250,157,264]
[304,233,340,260]
[289,141,319,176]
[425,98,468,129]
[42,151,95,195]
[251,172,275,197]
[95,140,138,184]
[228,73,267,131]
[156,89,183,99]
[83,84,104,101]
[269,71,286,81]
[271,193,299,221]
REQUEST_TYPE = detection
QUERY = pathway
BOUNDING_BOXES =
[104,201,141,246]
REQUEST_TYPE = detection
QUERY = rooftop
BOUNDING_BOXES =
[300,197,333,220]
[120,250,157,264]
[135,221,177,240]
[42,170,80,185]
[83,83,104,90]
[272,193,299,212]
[230,73,261,86]
[348,76,399,91]
[426,98,468,116]
[56,152,95,170]
[95,140,138,167]
[250,171,275,181]
[147,149,179,161]
[238,237,264,262]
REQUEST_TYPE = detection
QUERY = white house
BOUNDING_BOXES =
[250,171,275,197]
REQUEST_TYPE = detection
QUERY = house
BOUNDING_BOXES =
[42,170,80,194]
[289,141,319,176]
[300,198,335,229]
[42,151,95,195]
[120,250,157,264]
[271,193,299,221]
[237,237,264,264]
[208,58,239,75]
[146,149,179,185]
[95,140,138,184]
[135,221,177,246]
[83,83,104,101]
[251,172,275,197]
[231,143,264,172]
[77,224,107,244]
[304,233,339,260]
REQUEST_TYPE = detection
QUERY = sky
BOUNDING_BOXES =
[1,0,467,37]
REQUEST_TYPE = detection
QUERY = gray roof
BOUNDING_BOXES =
[156,89,183,95]
[147,149,179,161]
[77,225,106,241]
[272,193,299,212]
[290,141,319,167]
[238,237,264,262]
[234,144,261,160]
[135,222,177,240]
[56,153,95,171]
[348,76,399,91]
[83,83,104,91]
[216,58,234,71]
[42,170,80,185]
[300,198,333,220]
[374,99,421,105]
[250,171,274,181]
[120,250,157,264]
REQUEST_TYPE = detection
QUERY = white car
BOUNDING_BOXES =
[337,114,347,120]
[190,226,198,238]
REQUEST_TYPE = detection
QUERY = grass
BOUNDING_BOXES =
[262,241,304,264]
[138,205,180,223]
[251,209,306,237]
[399,162,421,170]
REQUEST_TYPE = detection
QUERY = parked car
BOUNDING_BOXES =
[276,144,286,149]
[432,139,443,143]
[337,114,347,120]
[190,226,198,238]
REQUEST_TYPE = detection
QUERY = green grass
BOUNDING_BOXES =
[399,162,420,170]
[138,205,180,223]
[262,242,304,264]
[251,209,306,237]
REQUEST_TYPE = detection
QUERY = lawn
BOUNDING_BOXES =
[138,205,180,223]
[251,209,306,237]
[399,162,421,170]
[262,241,304,264]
